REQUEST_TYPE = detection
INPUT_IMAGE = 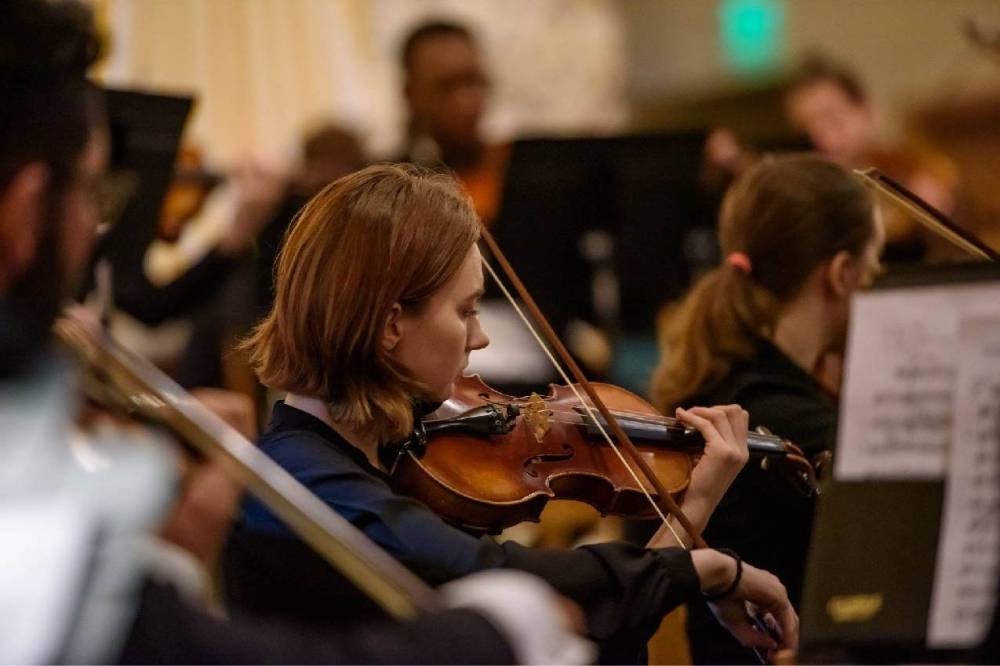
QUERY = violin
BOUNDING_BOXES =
[384,374,821,534]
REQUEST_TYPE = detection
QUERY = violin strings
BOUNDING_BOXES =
[549,402,691,427]
[545,413,665,429]
[480,256,686,548]
[546,416,787,464]
[577,405,682,425]
[545,407,785,445]
[553,404,784,440]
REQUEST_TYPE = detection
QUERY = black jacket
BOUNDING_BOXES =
[684,339,836,664]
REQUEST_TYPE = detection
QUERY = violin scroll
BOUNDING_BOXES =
[754,426,823,497]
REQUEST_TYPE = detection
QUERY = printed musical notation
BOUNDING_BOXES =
[928,316,1000,647]
[835,283,1000,481]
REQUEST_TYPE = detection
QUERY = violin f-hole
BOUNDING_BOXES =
[523,443,575,478]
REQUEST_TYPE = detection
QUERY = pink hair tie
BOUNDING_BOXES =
[726,252,752,275]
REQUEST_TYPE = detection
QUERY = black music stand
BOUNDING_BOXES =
[84,88,192,309]
[86,88,242,325]
[799,262,1000,664]
[494,132,713,335]
[492,133,713,394]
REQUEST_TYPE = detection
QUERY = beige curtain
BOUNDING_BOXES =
[100,0,388,167]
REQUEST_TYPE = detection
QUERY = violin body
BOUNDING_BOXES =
[391,375,693,532]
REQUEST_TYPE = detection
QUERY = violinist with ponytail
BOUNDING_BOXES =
[225,163,798,664]
[650,153,884,664]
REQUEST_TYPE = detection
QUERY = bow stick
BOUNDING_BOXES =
[854,167,999,262]
[478,226,708,550]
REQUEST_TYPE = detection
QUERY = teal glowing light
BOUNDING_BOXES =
[718,0,786,74]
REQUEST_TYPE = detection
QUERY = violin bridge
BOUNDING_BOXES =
[522,393,553,443]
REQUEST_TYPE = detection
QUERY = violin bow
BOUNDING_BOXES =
[478,227,708,550]
[56,314,441,621]
[853,167,1000,262]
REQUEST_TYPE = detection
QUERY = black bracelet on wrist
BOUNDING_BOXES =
[702,548,743,601]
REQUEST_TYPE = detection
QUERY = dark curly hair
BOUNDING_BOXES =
[0,0,105,371]
[399,19,474,72]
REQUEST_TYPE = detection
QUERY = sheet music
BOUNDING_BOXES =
[835,283,1000,480]
[927,315,1000,647]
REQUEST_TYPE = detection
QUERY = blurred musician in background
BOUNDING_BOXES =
[397,19,509,225]
[146,123,364,295]
[107,121,364,399]
[783,58,877,168]
[783,55,958,264]
[395,18,569,413]
[159,123,366,397]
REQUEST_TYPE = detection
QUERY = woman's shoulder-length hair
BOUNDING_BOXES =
[244,163,480,443]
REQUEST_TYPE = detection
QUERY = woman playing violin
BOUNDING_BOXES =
[650,153,884,664]
[225,163,797,663]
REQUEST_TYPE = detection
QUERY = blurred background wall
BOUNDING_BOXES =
[625,0,1000,139]
[94,0,1000,166]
